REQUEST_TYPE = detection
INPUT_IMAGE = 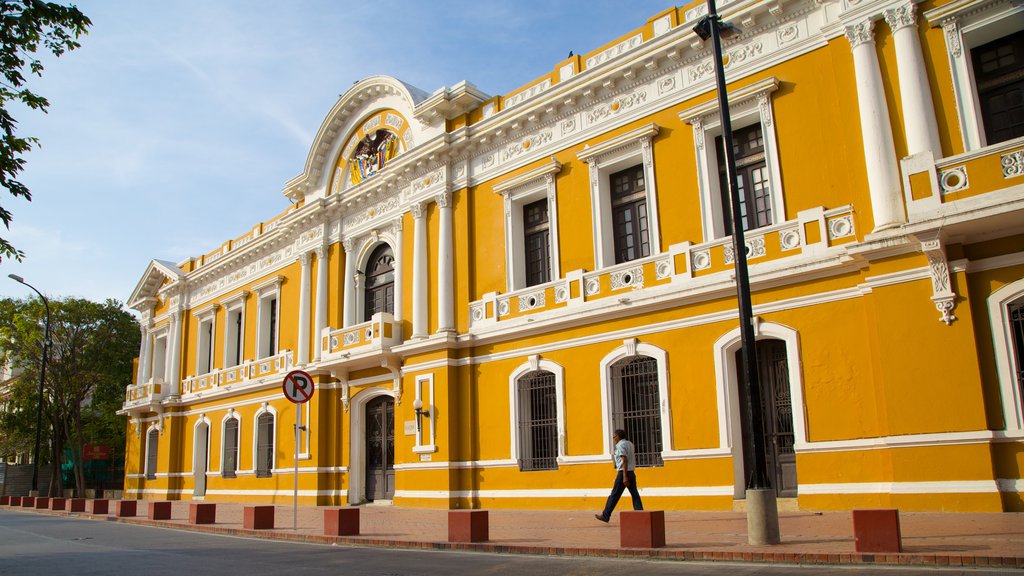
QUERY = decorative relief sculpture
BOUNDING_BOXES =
[349,129,400,185]
[921,238,957,325]
[1001,149,1024,178]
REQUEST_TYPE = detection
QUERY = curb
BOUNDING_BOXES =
[6,505,1023,569]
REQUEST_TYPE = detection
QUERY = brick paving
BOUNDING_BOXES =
[5,500,1023,569]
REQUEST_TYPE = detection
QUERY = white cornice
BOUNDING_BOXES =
[492,157,562,194]
[677,76,781,123]
[577,123,660,164]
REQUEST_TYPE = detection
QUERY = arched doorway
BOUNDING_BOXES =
[735,339,797,497]
[364,244,395,322]
[193,422,209,498]
[365,395,395,501]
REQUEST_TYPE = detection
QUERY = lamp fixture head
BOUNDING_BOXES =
[8,273,24,283]
[413,398,423,410]
[692,16,742,42]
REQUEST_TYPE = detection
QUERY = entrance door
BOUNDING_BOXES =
[193,424,208,497]
[365,396,395,501]
[736,340,797,497]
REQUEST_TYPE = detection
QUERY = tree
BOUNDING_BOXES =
[0,296,138,496]
[0,1,90,262]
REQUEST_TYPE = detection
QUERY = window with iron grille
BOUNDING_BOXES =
[145,429,159,480]
[611,356,663,467]
[523,199,551,287]
[222,418,239,478]
[517,370,558,471]
[716,124,772,235]
[610,165,650,264]
[364,244,395,322]
[255,412,274,478]
[1011,297,1024,407]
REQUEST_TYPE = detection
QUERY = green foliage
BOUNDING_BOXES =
[0,1,90,262]
[0,296,138,492]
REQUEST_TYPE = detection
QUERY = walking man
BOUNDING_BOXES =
[595,429,643,522]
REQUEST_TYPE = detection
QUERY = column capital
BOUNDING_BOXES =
[844,19,875,49]
[299,251,312,267]
[410,202,427,219]
[883,2,917,33]
[342,237,355,253]
[435,191,451,209]
[314,245,327,260]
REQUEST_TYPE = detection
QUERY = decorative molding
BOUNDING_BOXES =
[882,2,917,33]
[844,20,875,48]
[919,236,957,325]
[1001,149,1024,178]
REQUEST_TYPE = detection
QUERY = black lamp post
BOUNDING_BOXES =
[693,0,780,545]
[8,274,51,497]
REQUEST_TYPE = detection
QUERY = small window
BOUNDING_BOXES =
[255,412,274,478]
[973,31,1024,145]
[222,418,239,478]
[145,428,159,480]
[716,124,772,235]
[611,356,664,468]
[610,165,650,264]
[516,370,559,471]
[523,199,551,287]
[363,244,395,322]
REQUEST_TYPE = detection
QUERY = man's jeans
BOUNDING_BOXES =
[599,470,643,520]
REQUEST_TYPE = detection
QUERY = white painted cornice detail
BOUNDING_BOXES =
[577,123,660,164]
[492,157,562,195]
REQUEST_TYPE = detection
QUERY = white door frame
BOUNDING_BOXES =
[348,386,395,505]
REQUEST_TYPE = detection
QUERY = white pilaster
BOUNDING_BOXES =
[137,326,150,385]
[393,217,404,324]
[845,19,906,231]
[297,251,311,365]
[884,2,942,157]
[436,191,454,333]
[168,310,182,398]
[343,238,355,328]
[314,245,328,362]
[412,203,428,338]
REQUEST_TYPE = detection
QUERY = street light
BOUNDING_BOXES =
[412,398,430,434]
[693,0,781,545]
[7,274,51,497]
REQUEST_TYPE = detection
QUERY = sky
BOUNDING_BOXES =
[0,0,676,306]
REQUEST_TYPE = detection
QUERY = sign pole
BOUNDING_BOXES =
[294,403,299,531]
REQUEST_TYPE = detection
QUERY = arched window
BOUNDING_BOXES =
[611,356,663,467]
[1010,296,1024,409]
[145,427,159,480]
[255,411,274,478]
[516,370,558,471]
[222,417,239,478]
[364,244,395,322]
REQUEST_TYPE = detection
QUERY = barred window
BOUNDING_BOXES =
[222,418,239,478]
[255,412,274,478]
[145,428,159,480]
[611,356,663,467]
[1011,297,1024,405]
[517,370,559,471]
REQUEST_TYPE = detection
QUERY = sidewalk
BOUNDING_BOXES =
[10,500,1024,569]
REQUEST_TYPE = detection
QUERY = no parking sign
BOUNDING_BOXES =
[282,370,315,404]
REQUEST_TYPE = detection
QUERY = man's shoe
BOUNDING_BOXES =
[594,514,608,523]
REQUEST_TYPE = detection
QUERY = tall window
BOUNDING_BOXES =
[516,371,558,471]
[145,428,159,480]
[611,356,663,467]
[197,318,214,375]
[364,244,395,322]
[523,199,551,286]
[973,31,1024,145]
[222,418,239,478]
[257,293,278,359]
[716,124,772,235]
[610,165,650,264]
[267,298,277,356]
[225,307,243,368]
[151,334,167,382]
[255,412,274,478]
[1011,296,1024,404]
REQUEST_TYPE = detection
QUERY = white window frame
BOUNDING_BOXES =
[253,403,277,477]
[149,329,169,384]
[412,374,436,454]
[192,303,219,376]
[356,239,398,323]
[220,409,242,477]
[493,158,563,291]
[192,415,211,477]
[989,276,1024,434]
[680,77,784,242]
[252,276,282,359]
[577,123,662,270]
[508,356,566,467]
[221,291,248,368]
[598,339,672,459]
[928,0,1024,151]
[144,424,160,480]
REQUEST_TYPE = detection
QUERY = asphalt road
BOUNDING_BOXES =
[0,510,1013,576]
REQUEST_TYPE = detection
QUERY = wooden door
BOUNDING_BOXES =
[365,396,395,501]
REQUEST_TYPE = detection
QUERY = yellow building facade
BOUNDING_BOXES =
[122,0,1024,512]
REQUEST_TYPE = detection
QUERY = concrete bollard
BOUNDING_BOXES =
[21,496,35,508]
[148,501,172,520]
[50,498,67,511]
[9,496,21,507]
[448,510,489,543]
[243,505,275,530]
[619,510,666,548]
[0,496,9,505]
[68,498,86,512]
[89,499,109,515]
[323,508,360,536]
[34,497,50,509]
[114,500,137,517]
[853,509,902,553]
[189,503,216,525]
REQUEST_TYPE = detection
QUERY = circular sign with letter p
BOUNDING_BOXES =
[282,370,315,404]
